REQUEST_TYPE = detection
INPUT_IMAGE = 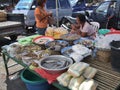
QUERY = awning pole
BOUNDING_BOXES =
[56,0,59,27]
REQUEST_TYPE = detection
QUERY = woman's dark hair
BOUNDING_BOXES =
[77,13,91,25]
[37,0,46,6]
[77,14,86,23]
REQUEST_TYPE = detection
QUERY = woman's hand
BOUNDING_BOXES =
[47,11,52,17]
[71,24,76,30]
[48,13,52,16]
[71,24,80,30]
[70,30,76,34]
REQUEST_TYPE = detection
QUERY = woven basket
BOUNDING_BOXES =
[0,11,7,22]
[0,17,7,22]
[96,49,111,62]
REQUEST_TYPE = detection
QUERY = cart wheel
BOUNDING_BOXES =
[31,24,36,33]
[10,35,17,41]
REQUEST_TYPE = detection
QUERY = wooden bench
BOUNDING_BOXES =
[84,58,120,90]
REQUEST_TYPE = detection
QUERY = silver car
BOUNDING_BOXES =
[12,0,72,29]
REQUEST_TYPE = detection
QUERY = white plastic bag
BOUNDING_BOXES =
[83,67,98,79]
[68,76,85,90]
[68,62,89,77]
[70,53,84,62]
[57,72,72,87]
[79,79,98,90]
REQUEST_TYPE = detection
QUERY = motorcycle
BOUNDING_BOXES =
[60,11,93,32]
[60,16,76,32]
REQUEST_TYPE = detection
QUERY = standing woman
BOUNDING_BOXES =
[34,0,52,35]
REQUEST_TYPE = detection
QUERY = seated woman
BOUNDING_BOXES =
[70,14,96,39]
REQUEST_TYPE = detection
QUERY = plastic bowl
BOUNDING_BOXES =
[73,37,94,48]
[45,40,69,51]
[98,29,110,35]
[60,34,80,41]
[32,36,54,45]
[61,46,73,57]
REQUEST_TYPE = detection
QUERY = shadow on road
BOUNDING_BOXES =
[6,77,27,90]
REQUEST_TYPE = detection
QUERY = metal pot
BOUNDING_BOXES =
[39,55,73,74]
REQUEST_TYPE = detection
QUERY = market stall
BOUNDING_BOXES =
[1,27,120,90]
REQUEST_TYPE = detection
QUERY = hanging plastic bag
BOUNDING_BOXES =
[48,16,55,25]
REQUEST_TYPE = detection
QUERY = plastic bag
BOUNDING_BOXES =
[48,16,55,25]
[83,67,98,79]
[68,76,85,90]
[68,62,89,77]
[79,79,98,90]
[57,72,72,87]
[70,53,84,62]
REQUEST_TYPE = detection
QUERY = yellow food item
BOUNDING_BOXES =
[31,61,39,67]
[29,65,38,70]
[53,27,68,39]
[45,27,55,37]
[45,27,68,39]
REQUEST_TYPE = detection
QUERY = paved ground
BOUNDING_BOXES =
[0,55,27,90]
[0,56,7,90]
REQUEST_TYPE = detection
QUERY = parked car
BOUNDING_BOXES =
[12,0,72,30]
[90,0,120,29]
[0,4,5,10]
[0,3,12,11]
[72,0,97,12]
[69,0,78,7]
[69,0,99,17]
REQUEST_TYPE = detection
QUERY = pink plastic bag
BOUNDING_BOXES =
[106,28,120,35]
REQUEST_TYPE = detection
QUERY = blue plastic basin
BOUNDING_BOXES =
[20,69,50,90]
